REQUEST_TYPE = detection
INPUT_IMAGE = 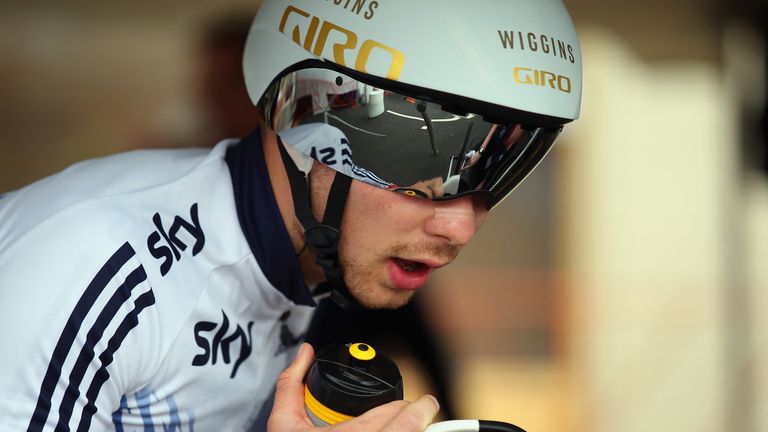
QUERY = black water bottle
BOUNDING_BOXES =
[304,342,404,426]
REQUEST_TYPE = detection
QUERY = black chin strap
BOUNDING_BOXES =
[276,136,361,310]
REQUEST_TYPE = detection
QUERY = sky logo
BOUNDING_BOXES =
[192,309,254,379]
[146,203,205,277]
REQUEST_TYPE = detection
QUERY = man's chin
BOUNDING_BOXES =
[352,288,416,310]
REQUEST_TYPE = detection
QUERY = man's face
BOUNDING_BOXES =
[310,165,488,309]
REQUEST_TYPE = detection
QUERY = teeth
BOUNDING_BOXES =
[397,259,420,272]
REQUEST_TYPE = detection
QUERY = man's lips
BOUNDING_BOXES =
[386,257,448,291]
[400,256,451,268]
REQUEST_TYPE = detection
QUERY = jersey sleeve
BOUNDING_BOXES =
[0,239,162,432]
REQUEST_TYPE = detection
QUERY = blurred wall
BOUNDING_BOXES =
[562,27,731,431]
[558,18,767,432]
[0,1,261,193]
[747,178,768,432]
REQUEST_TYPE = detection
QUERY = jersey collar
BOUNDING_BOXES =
[225,128,315,307]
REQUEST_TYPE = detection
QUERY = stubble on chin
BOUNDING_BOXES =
[340,240,459,310]
[357,284,416,310]
[341,256,415,310]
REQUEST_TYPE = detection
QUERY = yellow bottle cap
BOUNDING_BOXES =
[348,343,376,361]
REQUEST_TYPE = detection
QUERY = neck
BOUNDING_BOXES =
[260,127,325,286]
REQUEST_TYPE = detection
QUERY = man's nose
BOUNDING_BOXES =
[424,196,486,246]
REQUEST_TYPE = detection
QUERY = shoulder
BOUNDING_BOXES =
[0,141,263,429]
[0,143,235,249]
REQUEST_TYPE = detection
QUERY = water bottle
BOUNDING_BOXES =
[304,342,403,426]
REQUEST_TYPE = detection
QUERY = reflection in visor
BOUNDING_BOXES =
[267,67,562,209]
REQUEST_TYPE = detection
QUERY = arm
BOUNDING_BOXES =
[0,241,159,432]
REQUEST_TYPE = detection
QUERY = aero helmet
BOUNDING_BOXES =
[243,0,582,307]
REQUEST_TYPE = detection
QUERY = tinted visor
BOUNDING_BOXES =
[266,66,562,209]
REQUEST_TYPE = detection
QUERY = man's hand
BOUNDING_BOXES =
[268,343,440,432]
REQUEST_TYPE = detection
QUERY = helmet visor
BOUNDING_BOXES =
[266,66,562,209]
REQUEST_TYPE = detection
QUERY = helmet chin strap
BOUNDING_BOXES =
[276,136,362,310]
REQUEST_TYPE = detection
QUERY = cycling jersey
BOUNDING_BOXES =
[0,130,315,432]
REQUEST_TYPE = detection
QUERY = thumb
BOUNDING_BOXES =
[268,343,315,430]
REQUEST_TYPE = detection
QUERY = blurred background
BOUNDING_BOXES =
[1,1,766,431]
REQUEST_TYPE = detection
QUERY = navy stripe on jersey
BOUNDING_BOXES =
[225,129,314,306]
[27,242,136,432]
[350,164,392,188]
[76,289,156,432]
[54,265,149,432]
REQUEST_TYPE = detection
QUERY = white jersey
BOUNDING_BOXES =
[0,132,315,432]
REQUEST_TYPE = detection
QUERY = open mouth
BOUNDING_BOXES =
[387,258,433,291]
[393,258,428,273]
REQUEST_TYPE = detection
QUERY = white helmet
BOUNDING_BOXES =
[242,0,581,307]
[245,0,581,122]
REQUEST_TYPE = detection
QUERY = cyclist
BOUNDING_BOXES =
[0,1,581,431]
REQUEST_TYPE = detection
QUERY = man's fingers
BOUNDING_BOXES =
[268,343,315,430]
[354,399,410,423]
[380,395,440,432]
[329,400,409,432]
